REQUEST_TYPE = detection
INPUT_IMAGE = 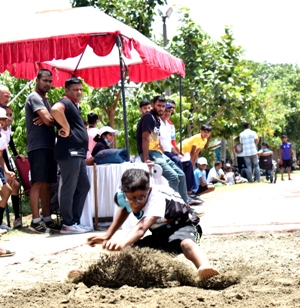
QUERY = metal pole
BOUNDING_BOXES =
[179,75,182,153]
[116,36,130,161]
[162,17,167,47]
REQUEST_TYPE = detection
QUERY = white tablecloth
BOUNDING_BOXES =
[80,162,168,230]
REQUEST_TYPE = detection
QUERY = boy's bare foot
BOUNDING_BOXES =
[289,178,292,180]
[281,178,284,181]
[198,265,220,281]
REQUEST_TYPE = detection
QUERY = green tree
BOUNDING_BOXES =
[166,8,261,140]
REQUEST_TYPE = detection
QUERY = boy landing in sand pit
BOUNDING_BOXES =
[88,168,220,281]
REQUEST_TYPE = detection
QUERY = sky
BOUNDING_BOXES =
[1,0,299,65]
[154,0,300,65]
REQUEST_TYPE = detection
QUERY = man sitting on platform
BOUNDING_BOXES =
[136,95,191,204]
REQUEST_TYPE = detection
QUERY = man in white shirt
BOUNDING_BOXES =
[239,122,260,182]
[207,161,228,184]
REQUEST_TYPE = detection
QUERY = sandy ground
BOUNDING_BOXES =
[1,174,300,307]
[1,231,300,307]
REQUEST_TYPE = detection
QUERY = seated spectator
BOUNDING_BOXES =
[159,103,201,204]
[91,126,120,157]
[181,124,212,166]
[258,142,273,157]
[207,161,228,185]
[225,164,243,184]
[87,112,99,157]
[193,157,215,196]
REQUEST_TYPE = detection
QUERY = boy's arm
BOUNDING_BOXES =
[190,145,201,166]
[87,208,130,247]
[141,131,151,161]
[103,215,158,251]
[199,176,207,187]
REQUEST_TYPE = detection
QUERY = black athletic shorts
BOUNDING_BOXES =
[281,159,292,168]
[134,221,202,254]
[195,185,208,194]
[28,149,57,185]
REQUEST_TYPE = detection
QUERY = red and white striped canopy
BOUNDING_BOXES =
[0,7,185,87]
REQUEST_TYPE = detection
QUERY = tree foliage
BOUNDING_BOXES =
[167,8,261,139]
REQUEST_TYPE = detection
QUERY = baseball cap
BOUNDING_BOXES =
[197,157,207,165]
[98,126,119,137]
[0,108,8,119]
[165,102,173,109]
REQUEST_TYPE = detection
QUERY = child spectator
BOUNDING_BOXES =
[88,168,220,281]
[193,157,215,196]
[0,108,13,231]
[207,161,228,185]
[279,135,295,180]
[225,164,243,184]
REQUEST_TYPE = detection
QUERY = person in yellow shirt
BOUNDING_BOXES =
[181,124,212,166]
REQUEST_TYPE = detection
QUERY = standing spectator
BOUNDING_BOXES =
[279,135,295,181]
[0,85,10,106]
[0,88,24,228]
[181,124,212,166]
[193,157,215,196]
[52,77,91,234]
[207,161,228,185]
[0,106,23,228]
[25,69,57,233]
[234,141,246,172]
[239,122,260,183]
[136,95,190,203]
[139,100,151,115]
[86,112,99,157]
[0,109,13,231]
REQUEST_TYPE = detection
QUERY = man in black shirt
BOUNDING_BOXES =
[52,78,90,234]
[136,96,190,203]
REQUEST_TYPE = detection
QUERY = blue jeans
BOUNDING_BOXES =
[164,151,196,191]
[244,154,260,182]
[148,150,188,202]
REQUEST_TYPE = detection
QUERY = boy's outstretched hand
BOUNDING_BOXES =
[87,235,107,247]
[87,236,124,251]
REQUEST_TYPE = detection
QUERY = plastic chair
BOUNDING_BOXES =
[13,156,31,217]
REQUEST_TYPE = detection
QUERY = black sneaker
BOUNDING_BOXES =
[28,221,51,234]
[44,220,61,232]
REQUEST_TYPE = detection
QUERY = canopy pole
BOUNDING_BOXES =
[179,75,183,153]
[8,80,34,106]
[116,36,130,161]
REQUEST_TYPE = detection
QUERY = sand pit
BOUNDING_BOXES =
[1,231,299,307]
